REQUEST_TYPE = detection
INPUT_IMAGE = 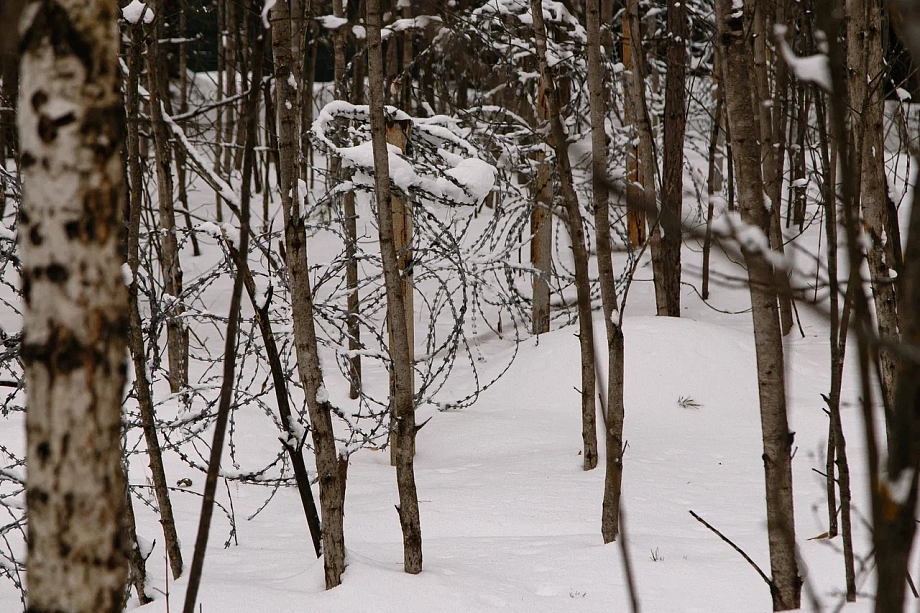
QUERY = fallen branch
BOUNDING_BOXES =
[689,509,773,589]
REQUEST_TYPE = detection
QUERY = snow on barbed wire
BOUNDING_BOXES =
[312,101,497,207]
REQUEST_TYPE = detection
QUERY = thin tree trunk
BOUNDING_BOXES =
[174,0,200,257]
[624,0,661,295]
[182,28,263,613]
[531,0,598,471]
[588,0,625,542]
[214,0,226,222]
[716,0,801,608]
[847,0,899,439]
[752,2,794,336]
[19,3,130,610]
[367,0,424,574]
[814,91,856,599]
[621,11,645,247]
[531,85,553,336]
[659,0,687,317]
[124,490,152,605]
[702,50,724,301]
[702,97,723,300]
[223,0,238,182]
[126,18,184,582]
[272,0,348,587]
[334,0,363,399]
[229,240,323,558]
[147,0,189,394]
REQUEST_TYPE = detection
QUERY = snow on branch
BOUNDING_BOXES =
[122,0,154,24]
[773,25,832,92]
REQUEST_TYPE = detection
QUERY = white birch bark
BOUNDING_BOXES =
[18,2,129,610]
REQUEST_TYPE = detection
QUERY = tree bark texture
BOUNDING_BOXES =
[147,0,189,394]
[847,0,899,429]
[125,17,184,582]
[272,0,348,588]
[332,0,363,399]
[716,1,801,609]
[531,0,598,471]
[624,0,662,306]
[585,0,625,542]
[531,80,552,336]
[660,0,687,317]
[751,1,794,336]
[871,5,920,613]
[367,0,424,574]
[18,2,130,611]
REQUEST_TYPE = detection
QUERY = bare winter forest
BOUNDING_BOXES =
[0,0,919,611]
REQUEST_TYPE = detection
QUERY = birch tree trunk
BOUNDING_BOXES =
[716,1,801,608]
[531,0,598,471]
[18,2,130,610]
[367,0,424,574]
[272,0,348,588]
[587,0,625,541]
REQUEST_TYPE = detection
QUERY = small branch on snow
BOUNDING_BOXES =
[688,510,773,589]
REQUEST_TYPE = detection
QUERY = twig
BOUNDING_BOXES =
[689,509,773,588]
[619,504,641,613]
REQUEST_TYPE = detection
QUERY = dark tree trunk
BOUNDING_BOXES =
[716,0,802,608]
[531,0,599,471]
[367,0,424,574]
[659,0,687,317]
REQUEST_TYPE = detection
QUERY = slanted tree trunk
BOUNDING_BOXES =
[847,0,899,434]
[18,2,130,610]
[531,0,598,471]
[367,0,424,574]
[716,0,801,608]
[587,0,625,541]
[125,16,184,582]
[659,0,687,317]
[272,0,348,588]
[147,0,189,394]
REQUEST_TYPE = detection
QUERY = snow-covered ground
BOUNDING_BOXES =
[0,86,913,612]
[122,208,883,612]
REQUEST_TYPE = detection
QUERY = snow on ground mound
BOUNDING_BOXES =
[130,313,870,613]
